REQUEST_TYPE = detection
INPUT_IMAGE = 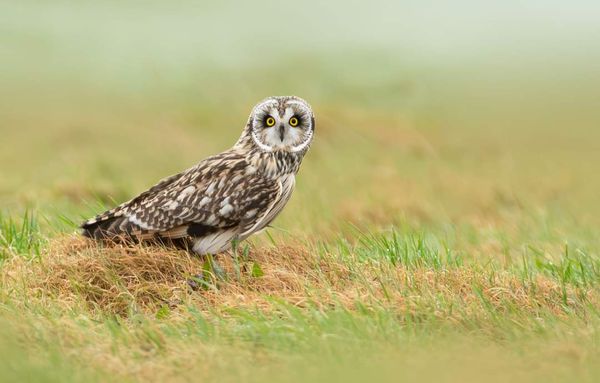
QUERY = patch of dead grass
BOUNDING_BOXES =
[0,235,595,321]
[1,234,598,383]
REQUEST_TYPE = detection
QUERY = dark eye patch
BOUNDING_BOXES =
[294,112,310,126]
[264,116,276,127]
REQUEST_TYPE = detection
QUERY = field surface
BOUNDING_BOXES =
[1,2,600,382]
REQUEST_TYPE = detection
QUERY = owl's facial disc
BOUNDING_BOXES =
[251,97,314,152]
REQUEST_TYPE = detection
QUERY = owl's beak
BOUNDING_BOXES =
[278,125,285,141]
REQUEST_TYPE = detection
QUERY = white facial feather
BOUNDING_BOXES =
[251,100,314,152]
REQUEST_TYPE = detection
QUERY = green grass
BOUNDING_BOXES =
[1,219,599,382]
[0,212,42,260]
[2,1,600,382]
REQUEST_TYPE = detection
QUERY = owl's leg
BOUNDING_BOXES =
[187,253,227,291]
[186,273,204,291]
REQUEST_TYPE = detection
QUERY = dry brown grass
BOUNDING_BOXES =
[0,234,598,383]
[1,235,593,323]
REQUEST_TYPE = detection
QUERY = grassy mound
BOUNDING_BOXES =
[2,233,595,324]
[0,222,599,382]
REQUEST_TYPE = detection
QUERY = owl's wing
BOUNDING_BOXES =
[130,169,281,239]
[82,154,281,241]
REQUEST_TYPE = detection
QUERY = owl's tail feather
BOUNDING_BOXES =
[81,215,140,242]
[81,216,194,251]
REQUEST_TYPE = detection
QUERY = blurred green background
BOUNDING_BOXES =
[2,2,600,382]
[1,0,599,236]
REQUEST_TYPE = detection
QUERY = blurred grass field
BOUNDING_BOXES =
[2,1,600,382]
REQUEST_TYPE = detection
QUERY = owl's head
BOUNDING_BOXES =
[242,96,315,153]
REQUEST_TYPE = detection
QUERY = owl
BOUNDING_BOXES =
[81,96,315,255]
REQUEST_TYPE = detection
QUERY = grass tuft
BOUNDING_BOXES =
[0,211,43,260]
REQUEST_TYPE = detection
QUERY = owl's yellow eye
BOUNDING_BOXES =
[265,117,276,127]
[289,117,299,127]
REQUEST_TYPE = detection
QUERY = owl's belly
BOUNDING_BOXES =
[192,228,239,254]
[192,174,296,255]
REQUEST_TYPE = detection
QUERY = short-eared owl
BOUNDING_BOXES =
[81,96,315,254]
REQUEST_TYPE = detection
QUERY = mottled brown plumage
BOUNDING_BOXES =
[81,96,315,254]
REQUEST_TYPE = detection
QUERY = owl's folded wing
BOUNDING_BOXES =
[137,172,282,240]
[82,157,281,241]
